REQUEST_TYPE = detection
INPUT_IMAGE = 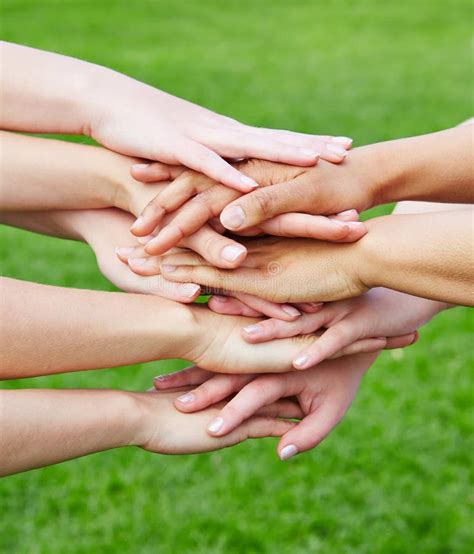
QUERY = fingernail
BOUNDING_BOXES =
[300,148,320,159]
[220,205,245,230]
[327,144,348,157]
[282,306,301,318]
[336,209,358,218]
[116,247,135,258]
[180,284,201,298]
[293,355,310,369]
[221,244,246,262]
[161,264,177,273]
[132,163,150,170]
[308,302,323,309]
[346,222,366,230]
[154,374,169,381]
[177,393,195,404]
[243,324,261,335]
[137,234,155,245]
[332,136,353,148]
[207,417,224,433]
[129,257,146,266]
[279,444,298,461]
[130,216,144,230]
[240,175,258,189]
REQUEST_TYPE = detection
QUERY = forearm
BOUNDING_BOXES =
[0,132,139,212]
[371,125,474,205]
[359,210,474,305]
[0,41,106,134]
[0,388,141,476]
[0,277,195,378]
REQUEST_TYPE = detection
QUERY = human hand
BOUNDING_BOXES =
[130,159,366,255]
[89,68,352,192]
[153,353,376,459]
[209,288,435,368]
[132,388,299,455]
[159,236,370,303]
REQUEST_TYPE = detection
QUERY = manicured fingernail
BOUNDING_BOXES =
[137,234,155,245]
[293,355,310,369]
[220,205,245,230]
[207,417,224,433]
[180,284,201,298]
[332,136,353,148]
[308,302,323,308]
[327,144,348,157]
[132,163,150,170]
[129,257,146,266]
[282,306,301,318]
[410,332,419,345]
[221,244,246,262]
[161,264,176,273]
[177,393,195,404]
[116,247,135,258]
[337,209,358,218]
[300,148,320,159]
[240,175,258,189]
[279,444,298,461]
[243,324,261,335]
[130,216,144,230]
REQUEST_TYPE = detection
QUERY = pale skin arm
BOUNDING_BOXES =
[0,388,297,476]
[0,41,350,191]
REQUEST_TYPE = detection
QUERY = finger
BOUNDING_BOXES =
[258,213,367,242]
[256,399,304,420]
[239,416,297,441]
[208,295,263,317]
[242,310,329,344]
[153,366,212,390]
[277,402,346,459]
[206,374,293,436]
[176,139,259,192]
[210,128,321,166]
[292,320,362,369]
[144,186,240,256]
[219,178,308,231]
[333,337,387,357]
[130,162,185,183]
[183,225,247,268]
[234,292,301,321]
[331,209,360,223]
[294,302,324,314]
[385,331,418,349]
[161,261,257,296]
[174,373,254,413]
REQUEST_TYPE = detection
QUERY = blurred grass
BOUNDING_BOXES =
[1,1,473,553]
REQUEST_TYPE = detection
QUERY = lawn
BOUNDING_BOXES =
[1,1,473,553]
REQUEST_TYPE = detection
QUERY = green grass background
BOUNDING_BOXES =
[1,1,473,552]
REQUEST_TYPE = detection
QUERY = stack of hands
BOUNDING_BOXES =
[1,42,472,475]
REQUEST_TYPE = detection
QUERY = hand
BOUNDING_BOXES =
[180,304,321,374]
[130,159,366,255]
[159,236,369,303]
[74,208,202,302]
[89,69,352,191]
[132,388,299,455]
[153,353,377,459]
[234,288,446,368]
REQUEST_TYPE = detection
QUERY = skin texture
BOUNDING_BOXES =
[130,159,366,255]
[1,41,351,192]
[154,353,377,460]
[0,387,298,476]
[129,124,473,251]
[159,210,474,306]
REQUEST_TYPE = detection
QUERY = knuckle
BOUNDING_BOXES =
[253,189,276,219]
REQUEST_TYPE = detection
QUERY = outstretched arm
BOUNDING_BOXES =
[0,388,295,476]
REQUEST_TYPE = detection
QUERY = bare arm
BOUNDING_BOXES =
[0,388,294,476]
